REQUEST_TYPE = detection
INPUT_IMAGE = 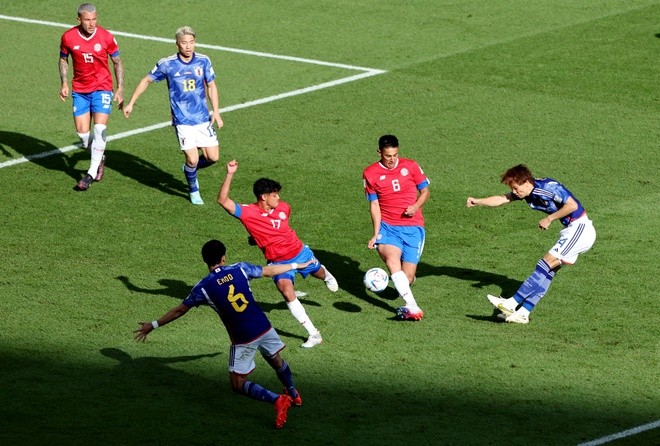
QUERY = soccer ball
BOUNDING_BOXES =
[363,267,389,293]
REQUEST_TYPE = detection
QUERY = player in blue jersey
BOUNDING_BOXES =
[134,239,312,429]
[467,164,596,324]
[122,26,223,205]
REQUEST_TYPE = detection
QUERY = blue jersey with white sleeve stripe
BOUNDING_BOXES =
[182,262,272,345]
[148,52,216,125]
[514,177,586,227]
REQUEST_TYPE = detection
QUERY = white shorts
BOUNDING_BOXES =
[228,327,285,375]
[549,215,596,265]
[175,122,219,151]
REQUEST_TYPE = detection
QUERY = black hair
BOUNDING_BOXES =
[253,178,281,199]
[201,239,226,267]
[378,134,399,150]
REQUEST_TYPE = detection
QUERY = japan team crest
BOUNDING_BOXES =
[194,67,203,77]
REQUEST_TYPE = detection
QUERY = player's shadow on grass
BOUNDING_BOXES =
[0,130,188,199]
[313,249,521,318]
[116,275,191,299]
[0,131,86,181]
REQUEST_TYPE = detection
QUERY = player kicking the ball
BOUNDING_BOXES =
[467,164,596,324]
[363,135,430,321]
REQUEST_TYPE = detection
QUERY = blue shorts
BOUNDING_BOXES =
[375,222,426,264]
[72,91,113,117]
[269,245,321,284]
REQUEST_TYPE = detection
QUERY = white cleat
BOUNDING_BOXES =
[487,294,515,316]
[301,332,323,348]
[505,311,529,324]
[189,191,204,205]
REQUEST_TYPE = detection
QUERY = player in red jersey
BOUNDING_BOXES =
[217,160,339,348]
[59,3,124,191]
[363,135,430,320]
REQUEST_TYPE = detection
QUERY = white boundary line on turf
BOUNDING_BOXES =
[0,14,386,170]
[577,419,660,446]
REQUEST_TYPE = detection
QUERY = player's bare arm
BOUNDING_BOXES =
[59,57,69,101]
[217,160,238,214]
[134,303,190,342]
[466,193,512,208]
[262,259,317,277]
[539,196,579,230]
[122,75,153,116]
[111,54,125,106]
[206,80,223,128]
[368,200,382,249]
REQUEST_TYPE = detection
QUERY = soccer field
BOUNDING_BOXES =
[0,1,658,445]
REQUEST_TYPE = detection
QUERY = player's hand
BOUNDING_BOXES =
[297,258,318,269]
[226,160,238,174]
[404,204,418,217]
[59,85,69,102]
[134,322,153,342]
[122,103,134,118]
[213,113,224,129]
[538,217,552,230]
[367,236,378,250]
[113,88,124,109]
[466,197,478,207]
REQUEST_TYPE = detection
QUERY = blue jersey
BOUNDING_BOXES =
[182,262,272,345]
[515,178,586,226]
[148,52,216,125]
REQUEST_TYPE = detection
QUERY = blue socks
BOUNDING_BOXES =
[196,155,215,170]
[276,361,298,399]
[242,381,279,404]
[513,259,556,312]
[183,163,199,192]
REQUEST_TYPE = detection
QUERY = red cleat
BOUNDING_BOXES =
[274,394,293,429]
[285,388,302,407]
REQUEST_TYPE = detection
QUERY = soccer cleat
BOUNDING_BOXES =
[505,311,529,324]
[396,306,424,321]
[301,332,322,348]
[324,275,339,292]
[95,155,106,182]
[487,294,515,316]
[189,191,204,205]
[274,394,293,429]
[284,388,302,407]
[76,174,94,191]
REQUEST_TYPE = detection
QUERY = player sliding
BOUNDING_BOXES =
[134,240,307,429]
[363,135,431,321]
[217,160,339,348]
[467,164,596,324]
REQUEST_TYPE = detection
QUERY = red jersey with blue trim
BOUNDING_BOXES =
[60,25,119,93]
[232,201,304,262]
[363,158,430,227]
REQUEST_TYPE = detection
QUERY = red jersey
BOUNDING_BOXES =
[363,158,429,227]
[60,25,120,93]
[233,201,304,262]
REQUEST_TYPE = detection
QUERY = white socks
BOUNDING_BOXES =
[77,131,90,150]
[287,298,318,335]
[391,270,418,308]
[87,124,107,177]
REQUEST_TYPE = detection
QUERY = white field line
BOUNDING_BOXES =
[0,14,386,169]
[577,419,660,446]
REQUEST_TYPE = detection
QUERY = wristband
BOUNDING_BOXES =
[151,320,159,329]
[291,263,298,270]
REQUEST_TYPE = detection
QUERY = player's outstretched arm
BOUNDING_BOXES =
[122,75,153,116]
[134,303,190,342]
[217,160,238,214]
[466,194,512,208]
[261,259,317,277]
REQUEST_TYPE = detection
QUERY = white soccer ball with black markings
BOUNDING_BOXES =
[363,267,389,293]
